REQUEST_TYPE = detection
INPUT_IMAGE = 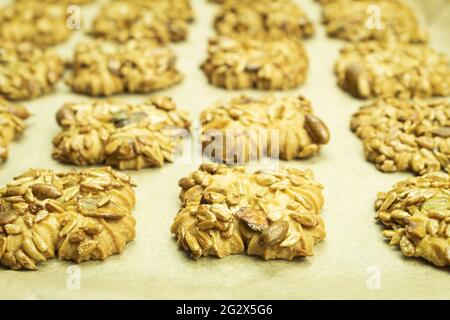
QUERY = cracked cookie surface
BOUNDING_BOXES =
[351,99,450,175]
[0,42,63,101]
[0,167,136,270]
[335,41,450,99]
[201,95,329,163]
[214,0,314,40]
[52,97,191,170]
[171,164,326,261]
[375,172,450,267]
[322,0,426,43]
[201,36,308,90]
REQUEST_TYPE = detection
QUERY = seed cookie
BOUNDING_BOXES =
[0,42,64,101]
[0,99,30,163]
[201,95,329,163]
[171,164,326,261]
[375,172,450,267]
[66,40,183,96]
[90,0,194,44]
[351,99,450,175]
[52,97,191,170]
[0,2,73,47]
[201,36,308,90]
[0,167,136,270]
[321,0,426,43]
[335,41,450,99]
[214,0,314,40]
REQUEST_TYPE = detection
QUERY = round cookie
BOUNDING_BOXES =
[52,97,191,170]
[200,95,330,163]
[335,41,450,99]
[351,99,450,175]
[214,0,314,40]
[375,172,449,267]
[0,42,63,101]
[0,99,30,163]
[171,164,326,261]
[66,40,183,96]
[0,167,136,270]
[201,36,308,90]
[321,0,426,43]
[0,2,73,46]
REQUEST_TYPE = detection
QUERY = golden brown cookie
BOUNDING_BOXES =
[171,164,326,261]
[335,41,450,99]
[351,99,450,175]
[0,2,73,47]
[201,36,308,90]
[201,95,330,163]
[90,0,194,44]
[66,40,183,96]
[0,167,136,270]
[0,99,30,163]
[214,0,314,40]
[322,0,426,43]
[375,172,450,267]
[52,97,191,170]
[0,42,64,101]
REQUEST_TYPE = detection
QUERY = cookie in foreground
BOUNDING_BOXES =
[66,40,183,97]
[201,36,308,90]
[0,167,136,270]
[0,99,30,163]
[321,0,426,43]
[351,99,450,175]
[214,0,314,40]
[0,42,63,101]
[171,164,326,261]
[52,97,191,170]
[201,95,330,163]
[375,172,449,267]
[335,41,450,99]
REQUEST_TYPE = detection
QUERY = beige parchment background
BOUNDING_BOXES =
[0,0,449,299]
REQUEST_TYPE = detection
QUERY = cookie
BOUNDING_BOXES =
[66,40,183,96]
[90,0,194,44]
[52,97,191,170]
[335,41,450,99]
[0,2,73,47]
[201,95,329,163]
[214,0,314,40]
[16,0,93,4]
[0,99,30,163]
[375,172,450,267]
[351,99,450,175]
[0,42,64,101]
[201,36,308,90]
[171,164,326,260]
[321,0,426,43]
[0,167,136,270]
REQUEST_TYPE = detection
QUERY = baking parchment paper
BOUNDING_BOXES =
[0,0,449,299]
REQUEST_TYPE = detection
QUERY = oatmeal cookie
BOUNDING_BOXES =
[171,164,326,260]
[322,0,427,43]
[0,99,30,163]
[0,167,136,270]
[351,99,450,175]
[66,40,183,96]
[201,95,329,163]
[214,0,314,40]
[0,42,64,101]
[52,97,191,170]
[201,36,308,90]
[90,0,193,44]
[0,1,73,47]
[335,41,450,99]
[375,172,450,267]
